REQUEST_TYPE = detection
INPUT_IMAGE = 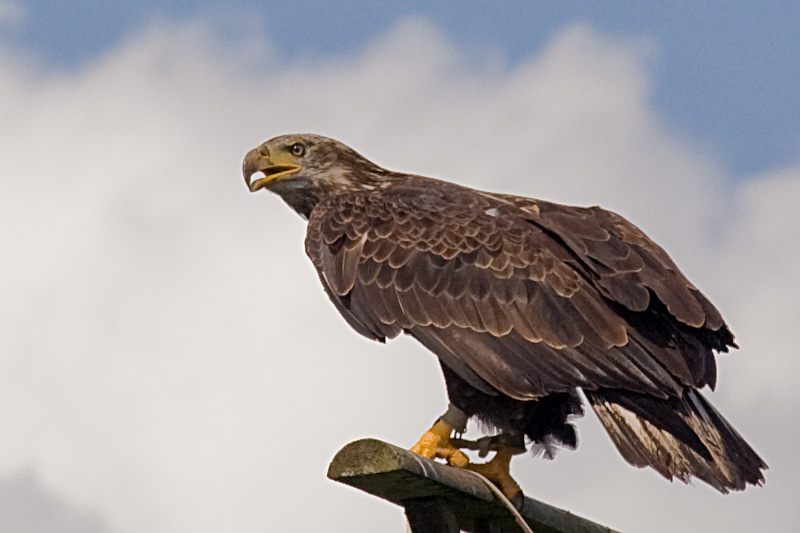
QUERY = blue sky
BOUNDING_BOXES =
[2,2,799,532]
[6,1,800,178]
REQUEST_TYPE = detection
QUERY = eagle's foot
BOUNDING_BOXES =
[465,444,523,504]
[410,419,469,467]
[452,433,526,458]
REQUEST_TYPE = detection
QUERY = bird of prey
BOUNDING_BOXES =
[243,133,766,500]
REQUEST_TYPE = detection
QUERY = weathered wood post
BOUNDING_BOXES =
[328,438,621,533]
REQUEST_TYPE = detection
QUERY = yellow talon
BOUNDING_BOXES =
[465,445,522,501]
[409,419,469,468]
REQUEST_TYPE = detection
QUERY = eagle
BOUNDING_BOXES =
[243,133,766,500]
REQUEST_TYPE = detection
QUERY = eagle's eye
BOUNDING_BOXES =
[289,143,306,157]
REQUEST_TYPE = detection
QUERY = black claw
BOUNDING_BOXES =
[510,491,525,511]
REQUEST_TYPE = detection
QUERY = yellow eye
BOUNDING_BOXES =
[289,143,305,157]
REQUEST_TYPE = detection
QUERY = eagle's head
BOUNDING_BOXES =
[243,134,387,219]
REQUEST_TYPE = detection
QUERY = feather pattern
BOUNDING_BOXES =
[587,389,766,492]
[249,133,764,493]
[306,177,731,396]
[303,175,764,490]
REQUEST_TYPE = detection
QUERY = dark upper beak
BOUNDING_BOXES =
[243,145,302,192]
[243,147,269,192]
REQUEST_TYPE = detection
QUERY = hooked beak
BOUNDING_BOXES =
[242,147,302,192]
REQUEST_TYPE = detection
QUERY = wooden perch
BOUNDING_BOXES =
[328,438,621,533]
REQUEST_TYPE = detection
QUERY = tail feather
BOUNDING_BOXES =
[587,388,766,493]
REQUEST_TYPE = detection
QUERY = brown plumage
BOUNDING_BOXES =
[244,133,766,493]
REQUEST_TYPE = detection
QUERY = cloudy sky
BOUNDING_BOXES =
[1,2,798,532]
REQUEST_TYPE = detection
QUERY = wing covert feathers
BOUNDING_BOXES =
[306,177,730,398]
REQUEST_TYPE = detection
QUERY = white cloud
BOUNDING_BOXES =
[0,469,111,533]
[0,15,797,533]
